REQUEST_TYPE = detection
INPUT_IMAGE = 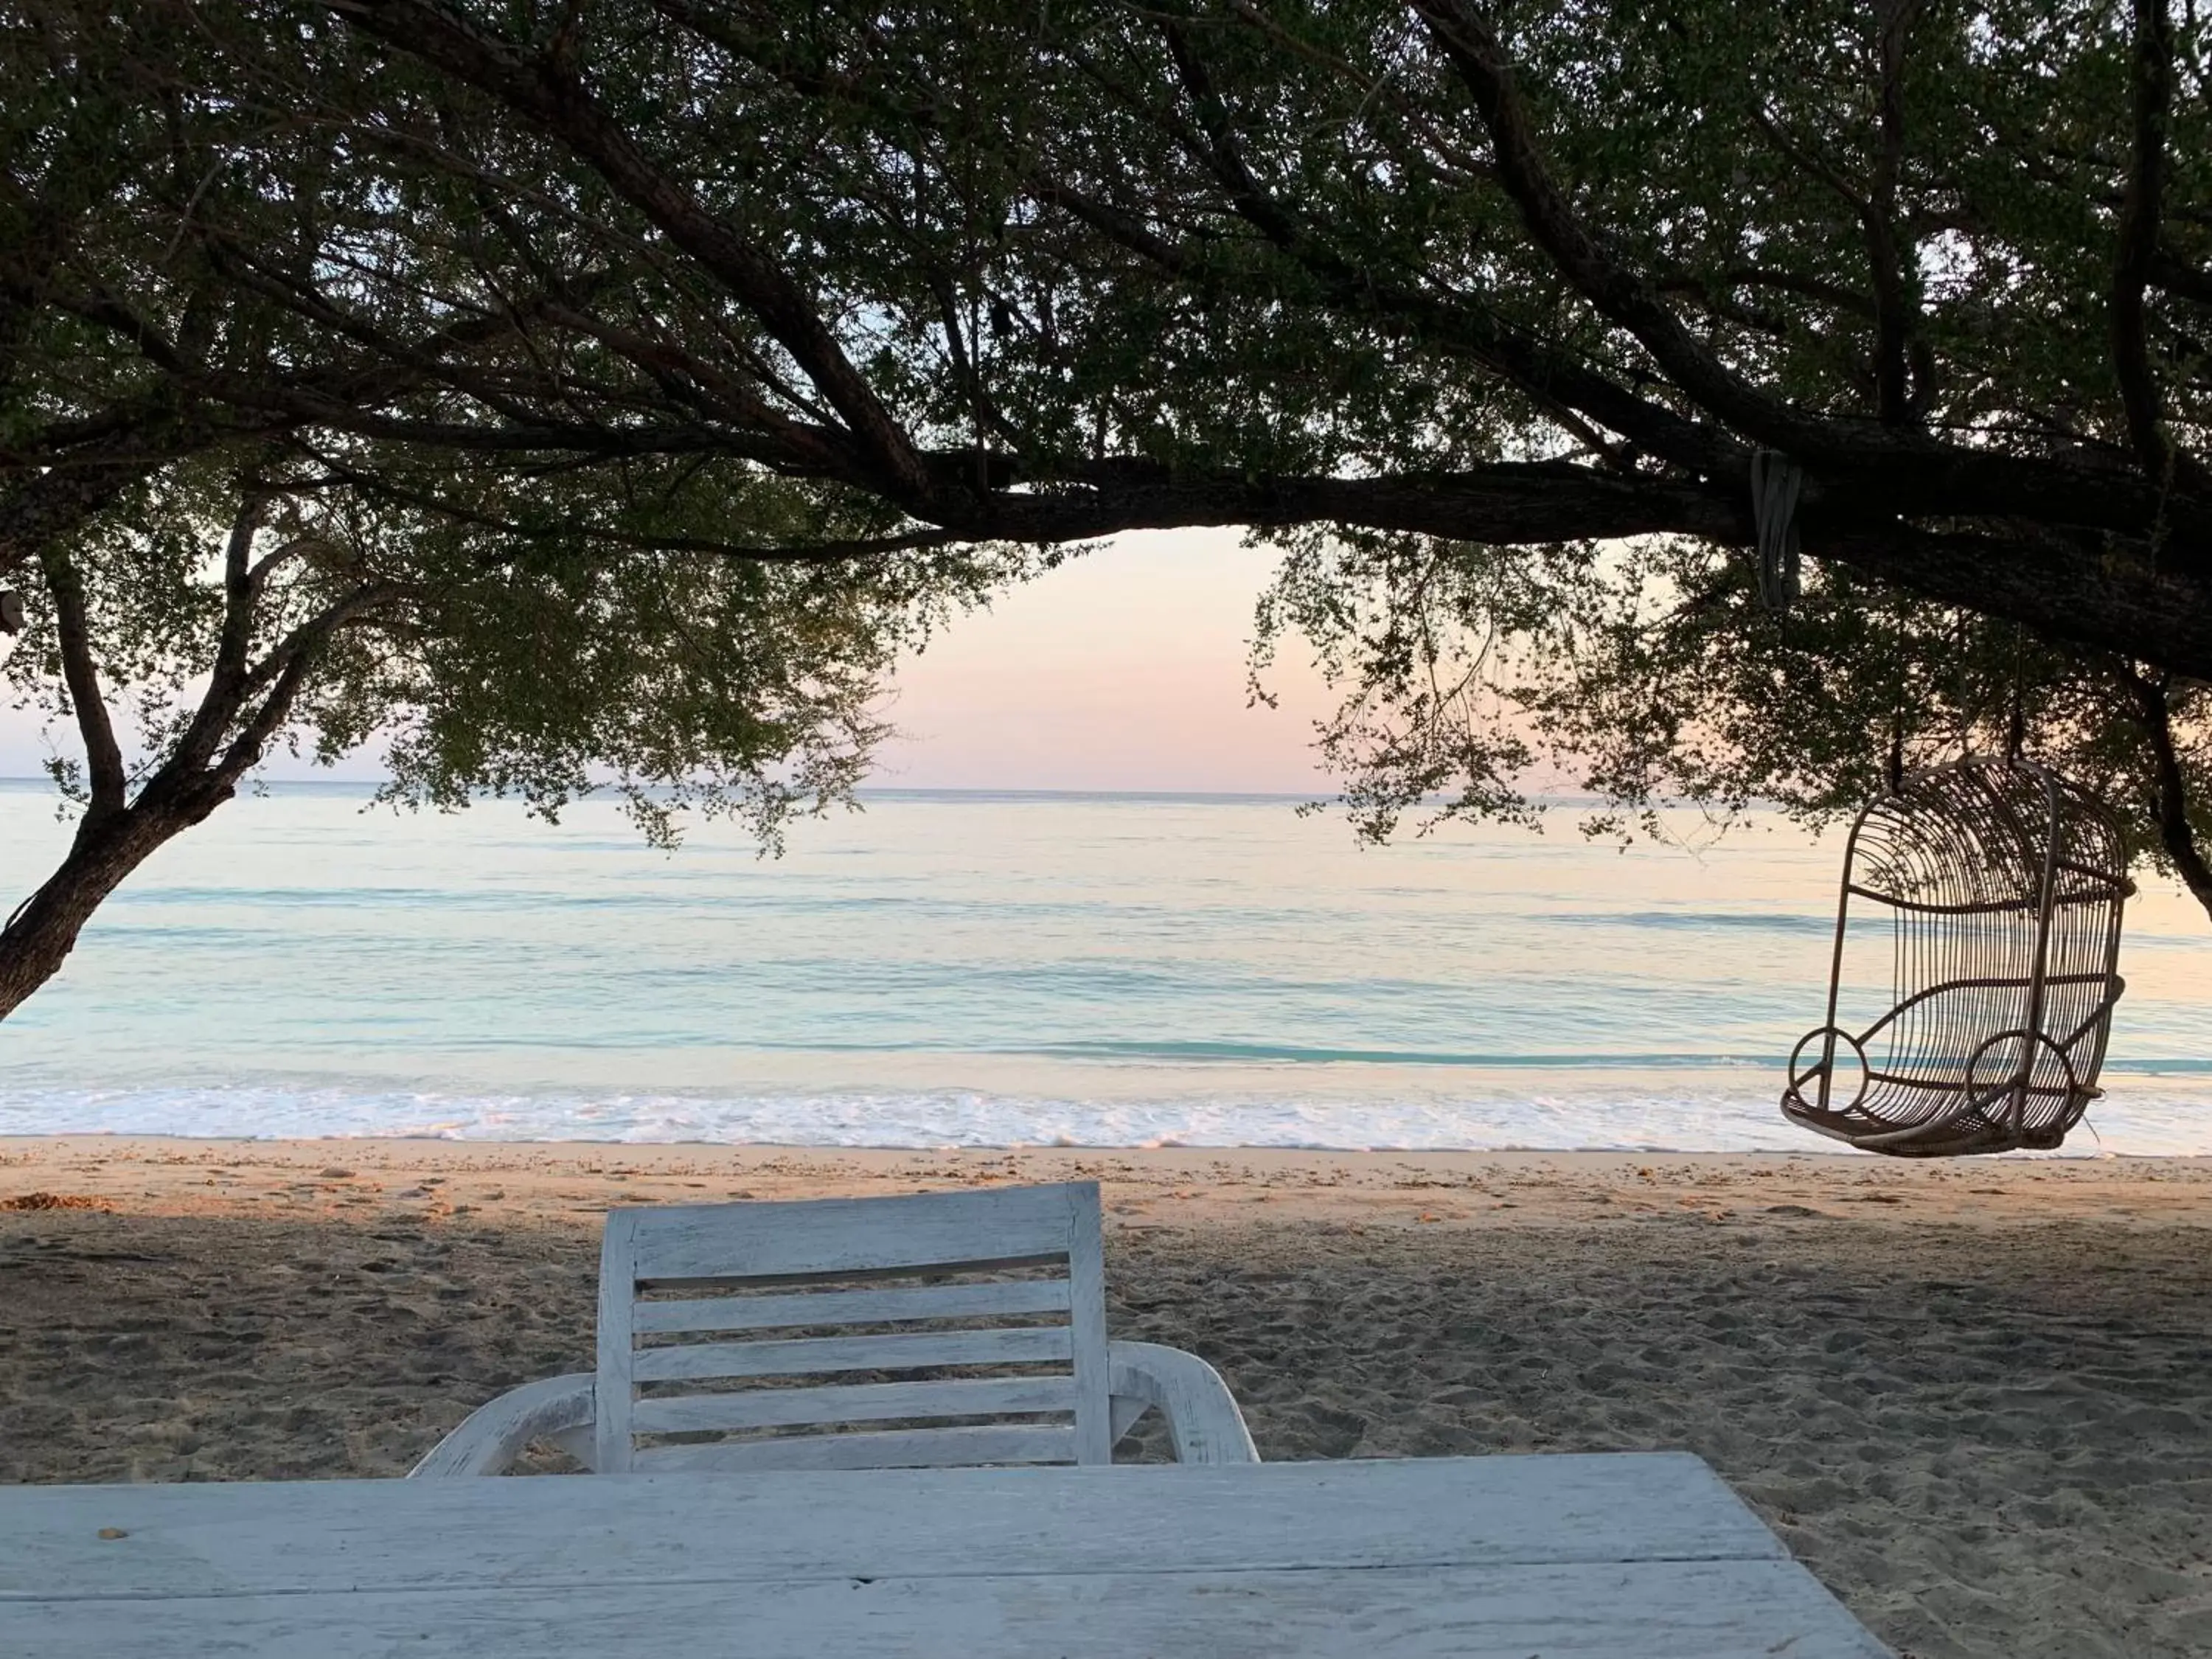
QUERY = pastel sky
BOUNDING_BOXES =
[0,529,1343,793]
[874,529,1338,793]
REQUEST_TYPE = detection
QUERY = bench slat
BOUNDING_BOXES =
[632,1279,1071,1335]
[633,1377,1078,1435]
[633,1326,1073,1382]
[631,1425,1077,1472]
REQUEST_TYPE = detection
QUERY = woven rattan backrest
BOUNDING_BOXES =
[594,1183,1111,1472]
[1839,761,2127,1088]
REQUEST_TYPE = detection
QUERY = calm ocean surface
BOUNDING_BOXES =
[3,782,2207,1153]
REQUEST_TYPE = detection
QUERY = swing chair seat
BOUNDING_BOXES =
[1781,1030,2107,1157]
[1780,759,2130,1159]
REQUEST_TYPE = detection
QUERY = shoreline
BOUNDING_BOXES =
[7,1133,2211,1229]
[7,1062,2205,1156]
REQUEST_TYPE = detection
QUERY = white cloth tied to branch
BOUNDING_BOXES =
[1750,450,1804,613]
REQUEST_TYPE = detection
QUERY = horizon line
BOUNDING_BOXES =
[0,775,1326,802]
[0,776,1726,812]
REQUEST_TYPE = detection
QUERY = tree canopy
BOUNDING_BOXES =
[3,0,2209,1018]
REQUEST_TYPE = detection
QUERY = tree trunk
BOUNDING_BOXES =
[2126,670,2212,925]
[2150,776,2212,925]
[0,784,229,1021]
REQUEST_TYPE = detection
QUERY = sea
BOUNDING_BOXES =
[2,780,2207,1154]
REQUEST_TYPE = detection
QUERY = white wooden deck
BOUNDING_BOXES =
[0,1453,1892,1656]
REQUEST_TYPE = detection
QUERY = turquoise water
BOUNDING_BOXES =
[3,782,2207,1152]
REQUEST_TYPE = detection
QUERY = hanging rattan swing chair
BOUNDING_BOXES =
[1781,757,2132,1157]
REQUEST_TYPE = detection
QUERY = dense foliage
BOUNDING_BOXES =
[2,0,2208,1018]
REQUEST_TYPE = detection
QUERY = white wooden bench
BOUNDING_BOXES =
[412,1181,1257,1475]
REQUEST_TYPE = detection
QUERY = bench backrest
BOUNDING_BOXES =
[594,1183,1112,1472]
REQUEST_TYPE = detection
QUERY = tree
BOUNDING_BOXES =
[1253,528,2212,913]
[237,0,2199,642]
[23,0,2188,647]
[0,448,1010,1018]
[5,0,2211,1022]
[0,1,1012,1018]
[291,0,2212,914]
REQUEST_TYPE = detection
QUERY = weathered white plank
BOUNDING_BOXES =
[0,1560,1893,1658]
[632,1424,1077,1472]
[1063,1183,1113,1464]
[594,1206,639,1475]
[632,1278,1071,1335]
[0,1456,1788,1601]
[622,1185,1089,1282]
[632,1376,1077,1434]
[636,1256,1069,1292]
[630,1325,1073,1382]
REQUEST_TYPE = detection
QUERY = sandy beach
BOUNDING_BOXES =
[4,1136,2210,1658]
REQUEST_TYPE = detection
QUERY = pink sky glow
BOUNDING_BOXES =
[0,530,1343,794]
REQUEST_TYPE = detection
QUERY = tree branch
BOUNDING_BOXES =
[2124,666,2212,918]
[1407,0,2212,542]
[1746,104,1868,215]
[296,451,954,563]
[1046,154,2211,554]
[533,300,863,478]
[2111,0,2207,491]
[1413,0,1838,456]
[335,0,939,507]
[1679,265,1879,321]
[224,580,404,750]
[168,493,274,776]
[0,441,166,586]
[922,265,1028,471]
[37,546,127,821]
[1157,18,1310,249]
[2,277,620,590]
[214,493,269,686]
[44,285,195,377]
[1866,0,1921,423]
[950,461,2212,681]
[1036,173,1734,476]
[2152,246,2212,305]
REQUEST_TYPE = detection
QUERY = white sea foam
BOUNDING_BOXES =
[4,1073,2207,1155]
